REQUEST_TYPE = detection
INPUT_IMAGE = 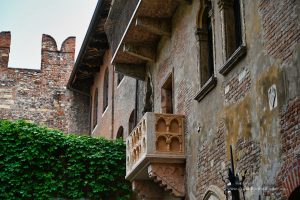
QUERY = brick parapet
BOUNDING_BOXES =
[0,32,89,134]
[0,31,11,69]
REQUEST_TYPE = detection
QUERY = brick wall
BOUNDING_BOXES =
[274,97,300,199]
[258,0,300,63]
[223,68,251,105]
[195,121,226,198]
[0,32,90,134]
[82,0,300,198]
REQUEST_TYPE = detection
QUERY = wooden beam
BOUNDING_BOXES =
[115,63,146,81]
[122,43,156,62]
[135,17,171,37]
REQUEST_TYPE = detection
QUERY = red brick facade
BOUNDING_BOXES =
[0,32,90,134]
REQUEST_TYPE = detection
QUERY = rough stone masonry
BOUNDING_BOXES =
[0,31,90,134]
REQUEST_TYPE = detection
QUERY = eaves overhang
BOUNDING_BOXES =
[67,0,111,95]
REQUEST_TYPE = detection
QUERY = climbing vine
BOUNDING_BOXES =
[0,120,131,200]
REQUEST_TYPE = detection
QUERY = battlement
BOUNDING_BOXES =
[0,32,11,68]
[42,34,75,53]
[0,31,89,135]
[0,31,75,71]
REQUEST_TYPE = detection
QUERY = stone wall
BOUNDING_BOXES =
[89,50,137,139]
[137,0,300,199]
[81,0,299,198]
[0,32,90,134]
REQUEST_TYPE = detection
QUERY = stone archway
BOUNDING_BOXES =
[281,158,300,198]
[289,186,300,200]
[203,185,226,200]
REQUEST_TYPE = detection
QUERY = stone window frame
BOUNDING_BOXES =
[194,0,218,102]
[92,88,98,130]
[203,185,226,200]
[161,71,174,114]
[218,0,247,75]
[103,67,109,113]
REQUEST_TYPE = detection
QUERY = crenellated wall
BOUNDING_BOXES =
[0,32,90,134]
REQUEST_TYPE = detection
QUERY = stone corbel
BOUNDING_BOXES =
[148,163,185,197]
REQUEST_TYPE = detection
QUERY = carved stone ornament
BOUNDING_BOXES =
[148,163,185,197]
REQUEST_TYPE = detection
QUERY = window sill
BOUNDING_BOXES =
[194,76,217,102]
[219,45,247,75]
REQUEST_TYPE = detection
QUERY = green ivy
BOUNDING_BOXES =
[0,120,131,200]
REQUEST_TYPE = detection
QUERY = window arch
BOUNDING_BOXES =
[116,126,124,139]
[128,110,136,134]
[197,0,214,86]
[194,0,217,101]
[203,185,226,200]
[92,88,98,129]
[103,68,109,112]
[289,186,300,200]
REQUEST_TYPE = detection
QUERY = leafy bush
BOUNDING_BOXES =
[0,120,131,200]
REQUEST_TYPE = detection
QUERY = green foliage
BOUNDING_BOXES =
[0,120,131,200]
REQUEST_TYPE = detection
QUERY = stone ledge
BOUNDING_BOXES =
[219,45,247,75]
[194,76,217,102]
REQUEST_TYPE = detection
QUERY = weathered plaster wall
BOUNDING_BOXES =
[0,32,90,134]
[113,75,136,139]
[140,0,300,199]
[90,50,137,139]
[85,0,299,197]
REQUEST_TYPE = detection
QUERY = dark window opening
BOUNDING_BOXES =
[234,0,242,48]
[198,0,214,86]
[161,73,173,114]
[206,7,214,81]
[116,126,124,139]
[92,88,98,129]
[128,110,136,134]
[103,68,109,112]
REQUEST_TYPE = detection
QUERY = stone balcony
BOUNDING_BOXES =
[105,0,189,81]
[126,112,185,198]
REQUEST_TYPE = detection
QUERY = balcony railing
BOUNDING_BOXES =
[125,112,186,197]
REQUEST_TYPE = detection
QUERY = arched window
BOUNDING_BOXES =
[218,0,246,75]
[161,73,173,113]
[198,0,214,86]
[92,88,98,129]
[103,68,109,112]
[116,126,124,139]
[194,0,217,101]
[128,110,136,134]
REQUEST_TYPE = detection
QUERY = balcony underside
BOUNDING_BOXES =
[105,0,189,80]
